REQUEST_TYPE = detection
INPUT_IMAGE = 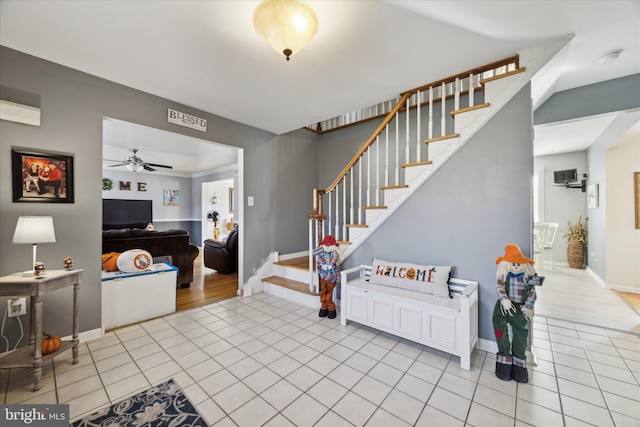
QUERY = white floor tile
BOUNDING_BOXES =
[380,389,424,425]
[415,404,464,427]
[229,396,278,427]
[281,393,328,427]
[560,394,615,427]
[466,402,514,427]
[332,391,377,426]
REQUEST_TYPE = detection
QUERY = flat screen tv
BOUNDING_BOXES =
[103,199,152,230]
[554,168,578,184]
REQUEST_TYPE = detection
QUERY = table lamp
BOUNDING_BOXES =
[12,216,56,275]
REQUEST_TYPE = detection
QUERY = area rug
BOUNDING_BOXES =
[71,378,207,426]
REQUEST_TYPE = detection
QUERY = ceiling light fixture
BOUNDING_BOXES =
[125,163,143,173]
[253,0,319,61]
[596,49,622,64]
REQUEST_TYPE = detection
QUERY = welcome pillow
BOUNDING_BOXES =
[370,257,452,298]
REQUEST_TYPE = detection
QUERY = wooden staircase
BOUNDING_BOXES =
[255,38,571,303]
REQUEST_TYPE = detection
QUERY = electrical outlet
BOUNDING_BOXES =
[8,297,27,318]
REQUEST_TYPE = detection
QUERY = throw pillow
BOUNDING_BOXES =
[370,257,452,298]
[117,249,154,273]
[101,252,121,272]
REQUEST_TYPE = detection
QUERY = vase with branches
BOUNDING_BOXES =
[565,216,587,268]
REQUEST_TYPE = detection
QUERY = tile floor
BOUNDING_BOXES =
[1,292,639,426]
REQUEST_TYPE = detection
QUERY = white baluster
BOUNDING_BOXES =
[342,178,347,239]
[454,78,460,112]
[376,135,380,206]
[469,73,475,107]
[395,112,399,185]
[385,125,389,187]
[327,192,332,238]
[416,90,421,162]
[358,160,363,223]
[405,97,410,164]
[367,147,371,207]
[428,87,433,140]
[349,167,354,225]
[441,82,446,137]
[334,185,339,238]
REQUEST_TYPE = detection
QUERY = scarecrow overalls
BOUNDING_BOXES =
[492,272,536,368]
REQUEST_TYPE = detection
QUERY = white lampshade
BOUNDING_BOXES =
[253,0,318,61]
[12,216,56,244]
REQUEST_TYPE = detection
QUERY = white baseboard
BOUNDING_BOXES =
[62,327,104,343]
[606,284,640,294]
[478,338,497,354]
[242,251,277,297]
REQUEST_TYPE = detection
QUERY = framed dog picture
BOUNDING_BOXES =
[12,148,75,203]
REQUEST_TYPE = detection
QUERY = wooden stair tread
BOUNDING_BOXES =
[337,240,351,245]
[346,224,368,228]
[480,67,526,85]
[363,205,387,209]
[402,160,432,168]
[263,275,315,295]
[381,184,409,190]
[274,256,313,270]
[424,134,459,144]
[450,103,490,117]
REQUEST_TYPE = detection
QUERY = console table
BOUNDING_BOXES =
[0,269,82,391]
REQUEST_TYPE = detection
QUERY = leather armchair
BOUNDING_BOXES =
[204,226,238,274]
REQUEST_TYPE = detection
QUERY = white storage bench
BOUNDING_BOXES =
[340,265,479,370]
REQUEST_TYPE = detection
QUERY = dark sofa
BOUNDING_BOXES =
[102,228,199,287]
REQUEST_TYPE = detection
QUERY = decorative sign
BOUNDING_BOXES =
[168,108,207,132]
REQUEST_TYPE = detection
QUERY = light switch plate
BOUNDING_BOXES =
[248,196,254,206]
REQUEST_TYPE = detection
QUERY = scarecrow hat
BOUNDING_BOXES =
[321,235,337,247]
[495,244,534,265]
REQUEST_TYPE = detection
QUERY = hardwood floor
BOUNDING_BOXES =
[176,249,238,311]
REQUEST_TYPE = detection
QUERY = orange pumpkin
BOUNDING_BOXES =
[42,333,62,355]
[101,252,121,272]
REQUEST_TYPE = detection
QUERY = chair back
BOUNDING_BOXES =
[533,224,549,253]
[543,223,559,248]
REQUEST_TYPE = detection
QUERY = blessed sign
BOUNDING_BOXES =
[167,109,207,132]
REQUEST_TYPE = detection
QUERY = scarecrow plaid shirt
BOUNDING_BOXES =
[315,248,341,285]
[497,272,536,308]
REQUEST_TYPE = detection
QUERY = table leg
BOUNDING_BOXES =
[28,296,36,345]
[33,295,43,391]
[72,280,80,364]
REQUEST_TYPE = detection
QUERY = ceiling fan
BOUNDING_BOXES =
[105,147,173,172]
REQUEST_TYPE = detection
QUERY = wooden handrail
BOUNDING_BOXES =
[400,55,519,96]
[322,92,412,194]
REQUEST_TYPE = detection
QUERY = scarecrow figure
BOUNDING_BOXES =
[315,235,340,319]
[493,244,537,383]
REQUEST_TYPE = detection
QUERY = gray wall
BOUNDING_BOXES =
[343,86,534,341]
[534,74,640,125]
[0,47,316,347]
[533,152,587,265]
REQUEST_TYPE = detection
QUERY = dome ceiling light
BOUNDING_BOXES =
[253,0,319,61]
[596,49,622,64]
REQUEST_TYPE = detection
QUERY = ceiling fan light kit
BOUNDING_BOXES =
[253,0,319,61]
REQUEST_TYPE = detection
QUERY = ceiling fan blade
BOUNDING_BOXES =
[145,163,173,169]
[107,163,128,167]
[143,164,156,172]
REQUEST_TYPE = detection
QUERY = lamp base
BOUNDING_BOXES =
[21,270,45,277]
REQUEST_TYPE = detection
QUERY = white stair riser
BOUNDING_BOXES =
[263,281,321,308]
[273,263,312,282]
[404,164,433,185]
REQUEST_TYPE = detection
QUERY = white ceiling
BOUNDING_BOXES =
[1,0,638,171]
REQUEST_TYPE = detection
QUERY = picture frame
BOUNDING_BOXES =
[229,187,234,213]
[635,172,640,229]
[12,148,74,203]
[587,183,598,209]
[163,189,179,206]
